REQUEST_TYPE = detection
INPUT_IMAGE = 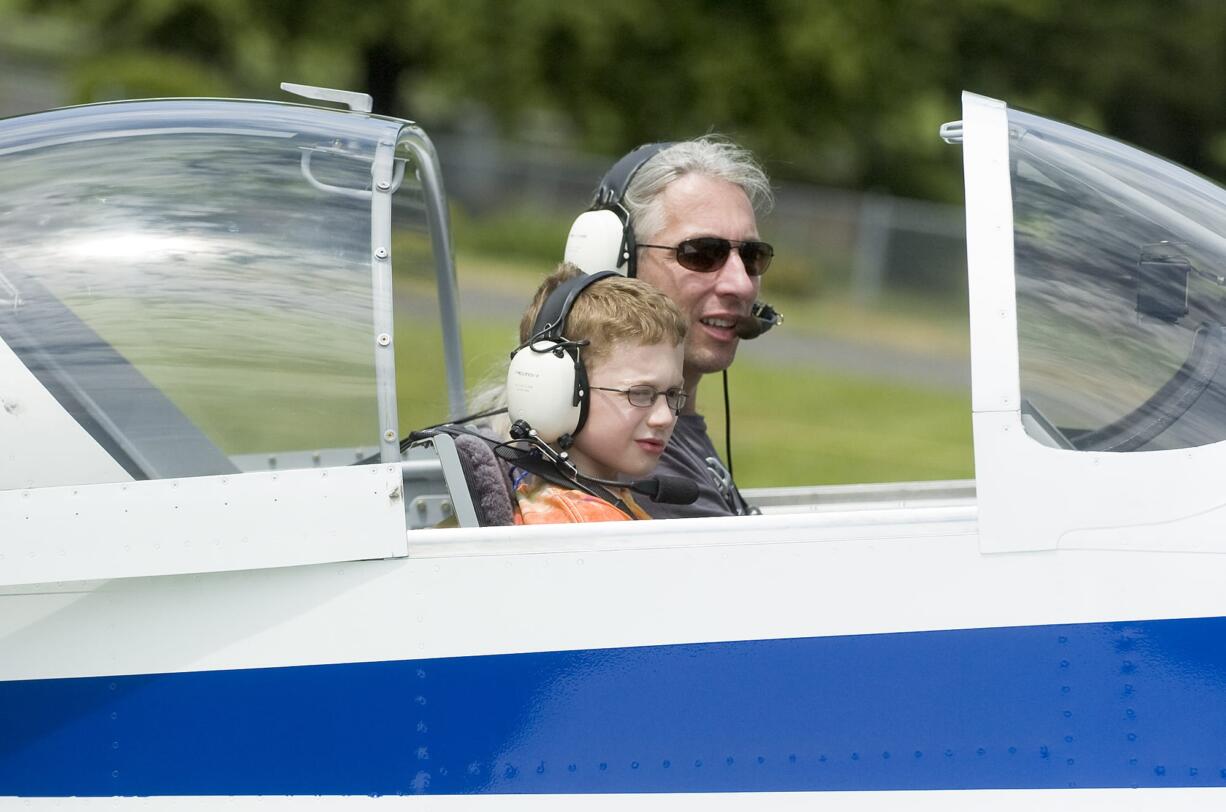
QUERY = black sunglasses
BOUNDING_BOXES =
[639,237,774,276]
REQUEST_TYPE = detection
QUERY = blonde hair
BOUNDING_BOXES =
[519,263,687,366]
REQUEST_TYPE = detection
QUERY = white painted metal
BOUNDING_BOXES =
[0,464,407,587]
[0,335,131,491]
[961,91,1040,555]
[10,503,1226,685]
[8,507,1226,807]
[961,92,1020,417]
[974,409,1226,553]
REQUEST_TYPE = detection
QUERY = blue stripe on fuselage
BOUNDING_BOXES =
[4,617,1226,795]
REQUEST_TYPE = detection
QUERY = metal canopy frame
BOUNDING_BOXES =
[367,124,467,463]
[397,127,466,424]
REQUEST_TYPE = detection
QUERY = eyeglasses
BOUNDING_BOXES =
[638,237,774,276]
[590,385,688,414]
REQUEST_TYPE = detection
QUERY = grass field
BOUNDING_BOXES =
[696,363,972,487]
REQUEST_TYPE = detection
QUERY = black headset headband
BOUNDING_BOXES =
[586,142,674,277]
[590,142,675,210]
[531,270,619,341]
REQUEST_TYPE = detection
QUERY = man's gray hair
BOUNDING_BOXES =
[623,135,774,243]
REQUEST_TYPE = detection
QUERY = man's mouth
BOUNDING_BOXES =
[698,315,744,343]
[635,438,665,454]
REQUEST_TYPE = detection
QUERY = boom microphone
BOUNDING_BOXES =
[630,475,700,505]
[734,301,784,339]
[578,472,700,505]
[508,420,699,506]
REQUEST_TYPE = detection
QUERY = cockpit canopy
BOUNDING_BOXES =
[0,99,449,489]
[1011,109,1226,452]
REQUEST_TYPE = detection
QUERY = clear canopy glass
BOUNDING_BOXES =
[0,99,430,480]
[1010,109,1226,452]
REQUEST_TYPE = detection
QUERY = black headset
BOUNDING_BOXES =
[505,270,619,447]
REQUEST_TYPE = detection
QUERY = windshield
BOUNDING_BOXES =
[1010,108,1226,452]
[0,100,418,480]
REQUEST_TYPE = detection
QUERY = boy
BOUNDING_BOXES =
[509,264,688,524]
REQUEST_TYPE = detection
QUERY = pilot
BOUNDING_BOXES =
[506,264,689,524]
[564,137,775,518]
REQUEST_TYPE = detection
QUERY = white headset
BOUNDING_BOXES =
[505,271,619,445]
[563,143,673,277]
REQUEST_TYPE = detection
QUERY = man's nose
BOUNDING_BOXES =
[714,247,760,302]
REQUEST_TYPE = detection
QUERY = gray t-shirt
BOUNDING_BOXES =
[643,413,753,519]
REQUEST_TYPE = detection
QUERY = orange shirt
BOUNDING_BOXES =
[513,478,652,524]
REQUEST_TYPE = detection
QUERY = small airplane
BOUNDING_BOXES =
[3,84,1226,809]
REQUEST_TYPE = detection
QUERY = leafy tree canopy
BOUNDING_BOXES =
[7,0,1226,201]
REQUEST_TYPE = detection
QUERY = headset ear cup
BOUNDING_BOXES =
[564,209,630,275]
[506,343,584,444]
[573,142,674,277]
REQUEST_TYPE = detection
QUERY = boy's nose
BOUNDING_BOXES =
[646,397,676,427]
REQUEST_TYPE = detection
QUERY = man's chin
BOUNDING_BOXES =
[684,344,739,377]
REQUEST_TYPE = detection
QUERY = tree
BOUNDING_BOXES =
[13,0,1226,200]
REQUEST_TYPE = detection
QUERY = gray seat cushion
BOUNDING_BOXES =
[451,432,516,526]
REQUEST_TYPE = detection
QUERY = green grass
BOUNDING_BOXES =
[394,314,519,432]
[52,296,380,455]
[699,364,972,488]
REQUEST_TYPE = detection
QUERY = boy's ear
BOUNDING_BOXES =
[509,271,618,443]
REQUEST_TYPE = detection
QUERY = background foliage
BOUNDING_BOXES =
[7,0,1226,201]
